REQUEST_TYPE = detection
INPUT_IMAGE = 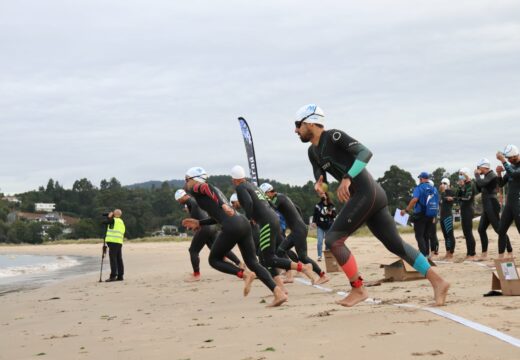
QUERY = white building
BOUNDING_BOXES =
[35,203,56,213]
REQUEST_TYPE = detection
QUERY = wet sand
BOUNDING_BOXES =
[0,231,519,360]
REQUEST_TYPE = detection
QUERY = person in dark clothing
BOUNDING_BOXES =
[496,144,520,258]
[439,178,456,259]
[175,189,243,282]
[402,172,435,257]
[181,167,287,307]
[294,103,449,307]
[457,168,477,260]
[259,182,329,285]
[428,180,440,257]
[311,191,336,261]
[474,158,512,260]
[230,165,316,291]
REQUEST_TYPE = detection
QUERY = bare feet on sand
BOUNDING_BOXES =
[335,287,369,307]
[465,255,476,261]
[243,271,256,297]
[432,279,450,306]
[315,273,330,285]
[300,263,317,284]
[267,286,288,307]
[443,253,454,261]
[283,270,295,283]
[274,276,289,295]
[184,274,201,282]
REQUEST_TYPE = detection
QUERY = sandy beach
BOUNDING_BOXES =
[1,231,519,360]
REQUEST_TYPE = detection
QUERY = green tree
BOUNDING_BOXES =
[377,165,416,214]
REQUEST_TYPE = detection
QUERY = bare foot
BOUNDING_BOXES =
[300,263,317,284]
[432,279,450,306]
[283,270,295,283]
[465,256,476,261]
[267,286,288,307]
[315,273,330,285]
[238,262,246,270]
[184,274,201,282]
[274,275,289,295]
[335,287,369,307]
[243,271,256,297]
[505,252,514,260]
[444,253,453,260]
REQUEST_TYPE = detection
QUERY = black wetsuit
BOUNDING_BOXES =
[235,181,292,274]
[457,181,476,257]
[475,171,512,254]
[184,197,241,273]
[439,188,455,253]
[308,129,430,277]
[189,182,276,290]
[272,193,324,276]
[497,161,520,253]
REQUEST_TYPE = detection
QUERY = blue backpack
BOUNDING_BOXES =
[419,183,439,218]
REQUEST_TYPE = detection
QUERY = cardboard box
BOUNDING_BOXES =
[324,250,340,273]
[491,258,520,296]
[380,258,436,281]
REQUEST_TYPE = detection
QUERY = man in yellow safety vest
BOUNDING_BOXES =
[104,209,126,282]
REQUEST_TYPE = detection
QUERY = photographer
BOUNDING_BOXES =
[102,209,126,282]
[312,191,336,261]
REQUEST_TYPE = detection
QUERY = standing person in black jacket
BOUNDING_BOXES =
[311,191,336,261]
[474,158,512,260]
[457,168,476,260]
[439,178,456,259]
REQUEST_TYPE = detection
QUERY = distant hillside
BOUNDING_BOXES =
[126,179,185,190]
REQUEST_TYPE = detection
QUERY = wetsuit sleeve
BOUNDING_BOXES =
[308,146,328,183]
[475,172,496,188]
[236,186,254,220]
[497,173,509,187]
[192,183,225,207]
[199,218,217,226]
[504,162,520,179]
[441,190,453,203]
[459,182,473,201]
[331,130,373,179]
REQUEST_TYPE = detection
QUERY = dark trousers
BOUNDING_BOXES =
[107,242,124,279]
[429,219,439,254]
[460,204,476,256]
[413,215,434,257]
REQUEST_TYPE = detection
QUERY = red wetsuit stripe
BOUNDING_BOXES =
[193,183,219,204]
[341,255,358,279]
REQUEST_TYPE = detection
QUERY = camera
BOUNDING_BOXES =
[101,212,110,217]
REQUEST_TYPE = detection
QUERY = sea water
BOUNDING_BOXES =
[0,254,98,295]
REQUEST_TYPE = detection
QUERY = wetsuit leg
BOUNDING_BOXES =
[429,220,439,254]
[477,210,490,253]
[235,225,277,291]
[290,229,324,276]
[498,205,516,254]
[208,230,244,276]
[461,205,476,256]
[413,216,430,257]
[441,216,455,253]
[189,230,207,273]
[366,207,431,275]
[258,222,292,271]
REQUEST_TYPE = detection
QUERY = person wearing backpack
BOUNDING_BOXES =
[402,172,439,257]
[456,168,477,260]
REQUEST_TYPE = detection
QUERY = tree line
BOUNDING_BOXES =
[0,166,465,243]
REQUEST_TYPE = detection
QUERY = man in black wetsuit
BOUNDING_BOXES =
[439,178,456,259]
[474,158,512,260]
[230,165,316,291]
[496,144,519,258]
[259,182,329,285]
[175,189,243,282]
[181,167,287,307]
[294,104,449,307]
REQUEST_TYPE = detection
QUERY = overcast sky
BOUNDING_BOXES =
[1,1,519,194]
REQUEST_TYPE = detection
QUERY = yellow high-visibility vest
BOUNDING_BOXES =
[105,217,125,244]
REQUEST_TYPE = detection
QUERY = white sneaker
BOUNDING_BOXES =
[317,256,322,261]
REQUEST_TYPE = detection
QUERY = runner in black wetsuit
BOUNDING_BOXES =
[474,158,512,259]
[294,104,449,307]
[175,189,243,282]
[230,165,316,289]
[439,178,456,259]
[496,145,520,258]
[181,167,287,307]
[456,168,477,260]
[260,182,330,285]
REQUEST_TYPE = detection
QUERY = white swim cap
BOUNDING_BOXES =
[295,104,325,125]
[185,167,208,183]
[231,165,246,179]
[259,182,274,193]
[477,158,490,168]
[174,189,187,201]
[503,144,519,158]
[230,193,238,202]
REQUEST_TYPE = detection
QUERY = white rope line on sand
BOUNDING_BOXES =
[294,278,520,348]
